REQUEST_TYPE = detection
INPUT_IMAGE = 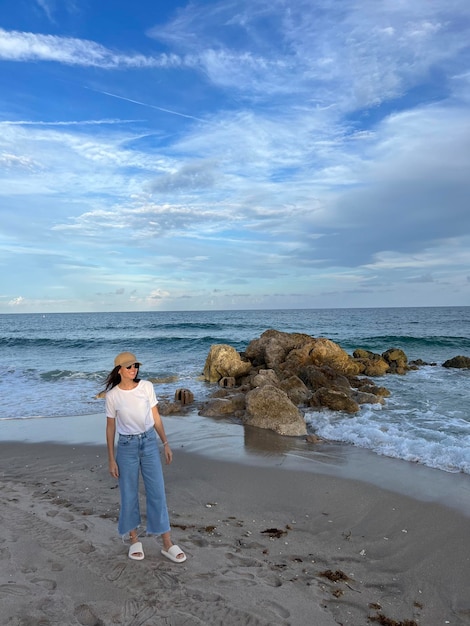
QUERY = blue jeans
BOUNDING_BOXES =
[116,427,170,537]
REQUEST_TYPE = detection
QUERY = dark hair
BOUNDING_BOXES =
[102,366,141,393]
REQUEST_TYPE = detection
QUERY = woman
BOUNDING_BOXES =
[104,351,186,563]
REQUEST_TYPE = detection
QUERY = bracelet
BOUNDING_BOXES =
[162,441,169,446]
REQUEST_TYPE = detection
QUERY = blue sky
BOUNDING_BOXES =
[1,0,470,313]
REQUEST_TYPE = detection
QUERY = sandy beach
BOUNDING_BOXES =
[1,416,469,626]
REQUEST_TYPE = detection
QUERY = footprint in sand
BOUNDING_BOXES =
[225,552,261,568]
[30,577,57,591]
[259,599,290,620]
[0,583,30,596]
[259,573,283,588]
[152,569,180,590]
[50,561,64,572]
[74,603,105,626]
[218,569,257,586]
[106,562,127,581]
[0,546,11,560]
[78,541,96,554]
[122,599,156,626]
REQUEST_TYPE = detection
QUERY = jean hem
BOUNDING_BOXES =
[145,526,171,536]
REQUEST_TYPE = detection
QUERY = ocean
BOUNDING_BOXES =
[1,307,470,475]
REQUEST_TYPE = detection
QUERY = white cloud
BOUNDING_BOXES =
[0,28,184,68]
[8,296,25,306]
[149,160,218,193]
[0,152,38,169]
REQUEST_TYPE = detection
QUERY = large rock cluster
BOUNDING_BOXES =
[199,330,410,437]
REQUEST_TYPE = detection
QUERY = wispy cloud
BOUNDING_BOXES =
[35,0,54,22]
[0,152,38,169]
[150,0,470,108]
[0,28,185,68]
[1,119,144,126]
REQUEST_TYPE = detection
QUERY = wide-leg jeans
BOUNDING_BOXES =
[115,427,170,536]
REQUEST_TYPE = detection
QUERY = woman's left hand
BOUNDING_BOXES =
[164,444,173,464]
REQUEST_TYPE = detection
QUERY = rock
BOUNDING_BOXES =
[299,364,352,392]
[244,385,307,436]
[353,350,390,376]
[279,340,325,375]
[442,355,470,369]
[203,344,252,383]
[309,388,360,414]
[361,359,390,376]
[307,337,363,376]
[351,379,391,398]
[279,375,311,405]
[252,369,280,388]
[158,401,193,415]
[352,347,410,375]
[352,391,385,405]
[353,348,374,360]
[199,394,246,417]
[209,387,230,398]
[382,348,408,374]
[410,358,436,367]
[244,330,314,369]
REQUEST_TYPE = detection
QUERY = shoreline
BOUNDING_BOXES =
[2,411,470,519]
[1,438,469,625]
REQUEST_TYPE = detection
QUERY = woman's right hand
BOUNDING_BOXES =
[109,460,119,478]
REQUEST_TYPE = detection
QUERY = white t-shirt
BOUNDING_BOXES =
[105,380,158,435]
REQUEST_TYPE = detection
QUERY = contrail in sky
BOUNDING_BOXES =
[88,87,205,122]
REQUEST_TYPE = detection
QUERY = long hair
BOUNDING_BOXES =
[102,366,141,393]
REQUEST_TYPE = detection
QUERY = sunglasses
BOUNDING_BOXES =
[125,363,140,369]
